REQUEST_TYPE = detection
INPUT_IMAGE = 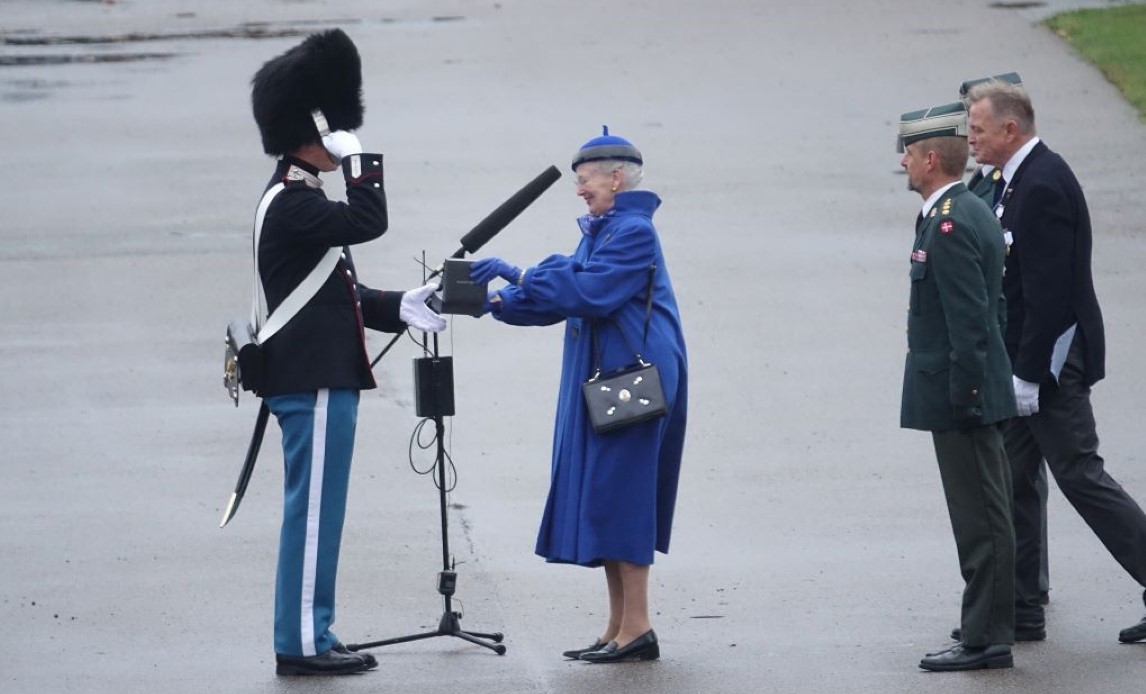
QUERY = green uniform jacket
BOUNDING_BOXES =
[966,165,1001,205]
[901,182,1017,432]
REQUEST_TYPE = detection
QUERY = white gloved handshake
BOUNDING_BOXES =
[321,130,363,162]
[400,282,447,333]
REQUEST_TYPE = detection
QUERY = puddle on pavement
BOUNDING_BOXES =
[0,16,466,66]
[0,15,465,101]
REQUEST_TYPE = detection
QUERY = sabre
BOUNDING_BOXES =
[219,402,271,527]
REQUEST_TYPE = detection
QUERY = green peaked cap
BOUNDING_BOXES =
[959,71,1023,97]
[896,101,967,153]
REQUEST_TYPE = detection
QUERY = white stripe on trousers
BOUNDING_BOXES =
[299,388,329,656]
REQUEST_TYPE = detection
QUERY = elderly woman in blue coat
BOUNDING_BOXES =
[472,128,688,663]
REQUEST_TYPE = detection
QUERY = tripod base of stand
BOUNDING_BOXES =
[355,340,506,657]
[347,610,506,656]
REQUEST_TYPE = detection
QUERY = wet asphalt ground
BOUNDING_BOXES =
[2,1,1145,692]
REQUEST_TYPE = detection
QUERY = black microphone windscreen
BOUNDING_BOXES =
[458,165,561,254]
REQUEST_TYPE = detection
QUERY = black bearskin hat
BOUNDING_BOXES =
[251,28,364,155]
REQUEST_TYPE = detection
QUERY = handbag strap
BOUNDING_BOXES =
[588,264,656,379]
[250,182,342,344]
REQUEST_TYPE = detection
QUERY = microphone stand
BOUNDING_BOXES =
[347,323,506,657]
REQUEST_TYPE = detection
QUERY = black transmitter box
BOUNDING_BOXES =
[414,356,455,417]
[439,259,488,317]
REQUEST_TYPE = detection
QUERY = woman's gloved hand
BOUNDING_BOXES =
[470,257,522,285]
[400,282,447,333]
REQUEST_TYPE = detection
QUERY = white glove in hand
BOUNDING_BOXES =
[321,130,363,161]
[400,281,447,333]
[1013,376,1040,417]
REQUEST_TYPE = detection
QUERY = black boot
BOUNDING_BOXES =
[919,644,1012,672]
[275,648,373,676]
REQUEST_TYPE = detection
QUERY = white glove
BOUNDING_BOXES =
[1013,376,1040,417]
[321,130,363,161]
[400,281,447,333]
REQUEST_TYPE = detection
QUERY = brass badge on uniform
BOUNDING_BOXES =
[940,220,954,234]
[991,169,1002,181]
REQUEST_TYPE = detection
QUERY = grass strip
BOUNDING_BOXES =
[1045,4,1146,121]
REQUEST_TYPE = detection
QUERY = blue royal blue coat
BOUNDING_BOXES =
[491,190,688,567]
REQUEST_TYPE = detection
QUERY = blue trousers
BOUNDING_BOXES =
[266,388,359,656]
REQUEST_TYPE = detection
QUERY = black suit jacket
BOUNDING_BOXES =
[257,155,406,397]
[999,141,1104,385]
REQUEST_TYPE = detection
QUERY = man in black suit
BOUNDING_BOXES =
[965,79,1146,644]
[961,72,1051,610]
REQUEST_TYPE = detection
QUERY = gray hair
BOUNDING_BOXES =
[589,159,645,191]
[966,79,1037,135]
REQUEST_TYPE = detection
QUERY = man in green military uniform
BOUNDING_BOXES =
[897,102,1018,671]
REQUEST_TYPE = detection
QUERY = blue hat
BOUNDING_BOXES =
[571,126,643,171]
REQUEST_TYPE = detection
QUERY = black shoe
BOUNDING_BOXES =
[275,648,373,676]
[924,642,961,657]
[562,639,606,659]
[950,622,1045,642]
[580,630,659,663]
[333,642,378,669]
[919,644,1013,672]
[1118,614,1146,643]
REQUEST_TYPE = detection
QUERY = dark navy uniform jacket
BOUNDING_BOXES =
[257,154,406,397]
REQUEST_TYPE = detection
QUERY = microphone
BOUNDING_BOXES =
[451,164,562,259]
[370,165,562,368]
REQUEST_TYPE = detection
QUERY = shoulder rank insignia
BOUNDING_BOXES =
[940,220,954,234]
[940,198,952,215]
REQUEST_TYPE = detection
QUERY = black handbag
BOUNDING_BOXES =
[581,266,668,434]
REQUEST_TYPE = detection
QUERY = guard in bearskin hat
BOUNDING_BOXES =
[247,28,446,676]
